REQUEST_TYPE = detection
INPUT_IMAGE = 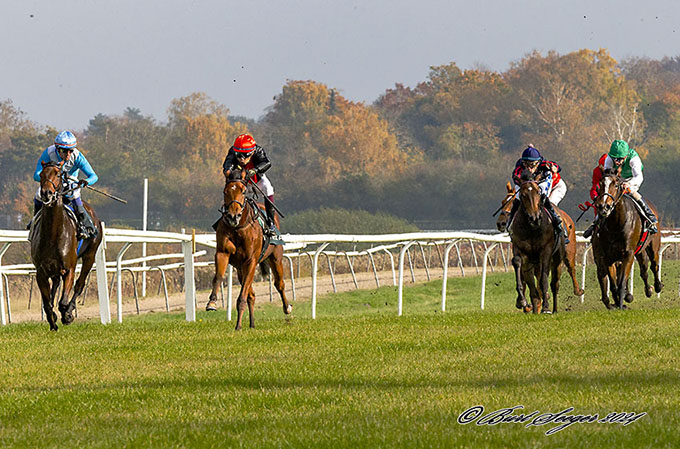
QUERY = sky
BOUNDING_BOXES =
[2,0,680,131]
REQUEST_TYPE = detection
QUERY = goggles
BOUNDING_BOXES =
[235,151,253,160]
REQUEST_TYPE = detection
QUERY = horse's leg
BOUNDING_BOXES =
[595,263,612,310]
[511,255,529,311]
[617,256,635,308]
[70,252,95,310]
[267,249,292,315]
[207,251,230,311]
[523,266,541,314]
[235,260,257,331]
[247,286,256,329]
[59,269,76,324]
[563,241,584,296]
[550,252,562,314]
[538,252,551,314]
[647,236,664,294]
[37,274,58,331]
[635,251,653,298]
[536,264,550,312]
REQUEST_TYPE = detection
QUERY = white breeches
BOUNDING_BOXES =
[254,174,274,197]
[548,180,567,206]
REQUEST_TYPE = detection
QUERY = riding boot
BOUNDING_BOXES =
[505,199,520,233]
[543,196,569,244]
[583,214,600,239]
[265,195,277,237]
[26,199,42,230]
[73,202,97,239]
[635,196,659,233]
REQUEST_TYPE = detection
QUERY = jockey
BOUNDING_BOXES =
[584,140,658,237]
[506,144,569,242]
[221,133,277,235]
[582,153,607,238]
[31,131,99,239]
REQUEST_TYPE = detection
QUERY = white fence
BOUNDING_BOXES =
[1,228,680,326]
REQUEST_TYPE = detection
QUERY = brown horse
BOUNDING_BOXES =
[509,174,583,313]
[592,170,663,309]
[206,168,292,330]
[30,161,103,331]
[498,181,583,312]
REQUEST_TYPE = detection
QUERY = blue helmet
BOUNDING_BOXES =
[520,145,542,161]
[54,130,77,149]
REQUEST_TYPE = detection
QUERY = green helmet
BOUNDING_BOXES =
[609,140,630,159]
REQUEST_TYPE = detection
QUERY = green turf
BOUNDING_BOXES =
[1,264,679,448]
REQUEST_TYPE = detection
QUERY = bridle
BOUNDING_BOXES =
[597,175,625,217]
[40,166,65,207]
[221,178,255,229]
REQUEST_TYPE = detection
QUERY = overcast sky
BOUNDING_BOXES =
[2,0,680,130]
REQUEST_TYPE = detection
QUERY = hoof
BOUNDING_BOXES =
[541,308,552,315]
[645,286,654,298]
[624,293,634,303]
[655,281,664,293]
[205,300,218,312]
[284,304,292,314]
[523,306,531,314]
[61,312,74,325]
[574,288,585,296]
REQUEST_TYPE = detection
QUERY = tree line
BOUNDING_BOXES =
[1,48,680,231]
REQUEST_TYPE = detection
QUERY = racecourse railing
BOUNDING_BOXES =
[1,228,679,325]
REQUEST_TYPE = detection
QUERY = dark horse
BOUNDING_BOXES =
[206,168,292,330]
[30,161,103,330]
[592,169,663,309]
[509,174,583,314]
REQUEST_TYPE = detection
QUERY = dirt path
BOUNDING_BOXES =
[6,265,490,324]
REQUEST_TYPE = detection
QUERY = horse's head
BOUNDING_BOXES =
[595,168,624,219]
[518,172,542,228]
[496,181,515,232]
[39,161,64,207]
[222,168,248,227]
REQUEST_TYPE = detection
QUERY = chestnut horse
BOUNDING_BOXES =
[30,161,102,331]
[508,174,583,313]
[592,169,663,309]
[206,168,292,330]
[498,181,583,312]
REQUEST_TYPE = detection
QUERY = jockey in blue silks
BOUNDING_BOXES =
[30,131,99,239]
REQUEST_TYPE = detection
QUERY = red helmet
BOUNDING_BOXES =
[232,134,256,153]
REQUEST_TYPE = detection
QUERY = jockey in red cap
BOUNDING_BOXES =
[219,134,277,235]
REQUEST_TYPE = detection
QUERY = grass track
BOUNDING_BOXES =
[1,265,679,448]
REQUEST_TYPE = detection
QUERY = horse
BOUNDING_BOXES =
[498,181,583,312]
[508,173,583,314]
[30,161,103,331]
[206,167,292,330]
[591,169,663,309]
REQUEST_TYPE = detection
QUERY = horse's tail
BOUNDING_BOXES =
[259,261,269,279]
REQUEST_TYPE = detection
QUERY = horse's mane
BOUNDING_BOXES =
[520,170,536,183]
[603,168,619,177]
[43,161,61,169]
[225,168,246,182]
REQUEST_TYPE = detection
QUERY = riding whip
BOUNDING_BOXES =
[492,196,514,217]
[85,185,128,204]
[246,177,285,218]
[575,202,592,223]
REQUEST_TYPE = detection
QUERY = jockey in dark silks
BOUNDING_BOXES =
[220,133,277,235]
[30,131,99,239]
[583,139,658,238]
[506,144,569,243]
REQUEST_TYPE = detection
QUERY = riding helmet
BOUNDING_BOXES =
[54,130,77,149]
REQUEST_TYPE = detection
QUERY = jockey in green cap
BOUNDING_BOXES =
[583,139,658,237]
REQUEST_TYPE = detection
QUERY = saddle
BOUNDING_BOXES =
[624,194,652,254]
[246,198,284,263]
